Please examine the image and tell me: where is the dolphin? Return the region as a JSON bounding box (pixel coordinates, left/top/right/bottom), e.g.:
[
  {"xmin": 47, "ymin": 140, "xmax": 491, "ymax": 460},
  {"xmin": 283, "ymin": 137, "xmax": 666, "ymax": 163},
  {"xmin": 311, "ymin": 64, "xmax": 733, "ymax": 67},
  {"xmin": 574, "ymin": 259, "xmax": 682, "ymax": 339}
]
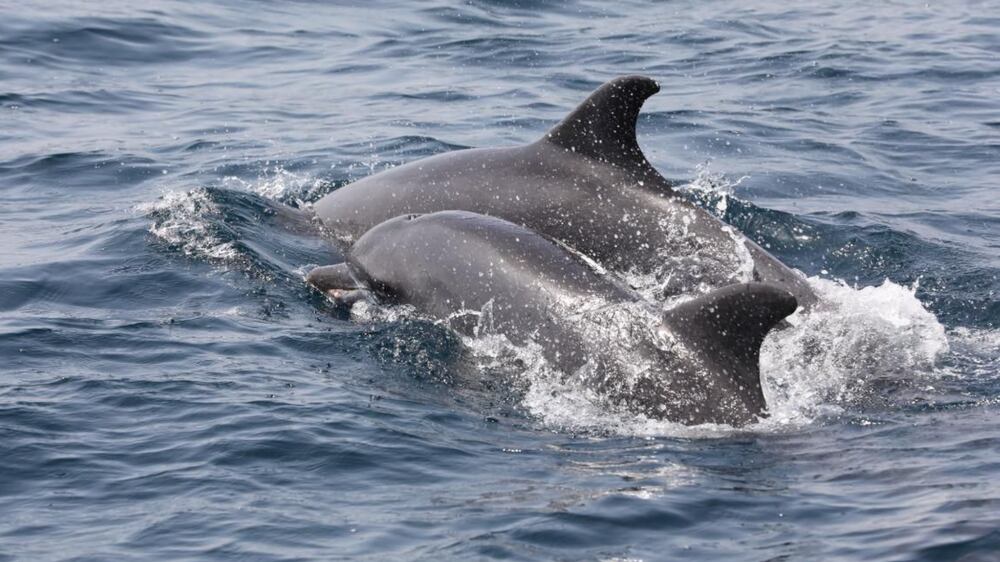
[
  {"xmin": 313, "ymin": 75, "xmax": 815, "ymax": 306},
  {"xmin": 307, "ymin": 211, "xmax": 797, "ymax": 426}
]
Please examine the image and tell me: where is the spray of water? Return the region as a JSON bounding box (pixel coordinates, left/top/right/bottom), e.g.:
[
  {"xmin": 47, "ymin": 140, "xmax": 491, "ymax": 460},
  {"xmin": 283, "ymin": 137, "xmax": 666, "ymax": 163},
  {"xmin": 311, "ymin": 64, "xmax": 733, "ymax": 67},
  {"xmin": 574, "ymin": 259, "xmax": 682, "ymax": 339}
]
[
  {"xmin": 140, "ymin": 188, "xmax": 239, "ymax": 261},
  {"xmin": 760, "ymin": 277, "xmax": 949, "ymax": 425},
  {"xmin": 142, "ymin": 168, "xmax": 324, "ymax": 262}
]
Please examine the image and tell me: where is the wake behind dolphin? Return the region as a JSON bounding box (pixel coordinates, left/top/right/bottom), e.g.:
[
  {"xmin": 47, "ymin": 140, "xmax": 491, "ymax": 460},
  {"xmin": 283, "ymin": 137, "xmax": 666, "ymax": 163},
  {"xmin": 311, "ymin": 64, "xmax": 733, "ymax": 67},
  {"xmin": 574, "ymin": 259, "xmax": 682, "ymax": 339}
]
[{"xmin": 308, "ymin": 211, "xmax": 797, "ymax": 426}]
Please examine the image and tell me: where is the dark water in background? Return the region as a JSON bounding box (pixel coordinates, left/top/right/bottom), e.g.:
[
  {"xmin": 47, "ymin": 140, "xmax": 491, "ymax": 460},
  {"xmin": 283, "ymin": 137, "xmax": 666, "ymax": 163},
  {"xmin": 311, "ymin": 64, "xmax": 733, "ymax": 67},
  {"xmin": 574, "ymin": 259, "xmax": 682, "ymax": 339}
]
[{"xmin": 2, "ymin": 0, "xmax": 999, "ymax": 559}]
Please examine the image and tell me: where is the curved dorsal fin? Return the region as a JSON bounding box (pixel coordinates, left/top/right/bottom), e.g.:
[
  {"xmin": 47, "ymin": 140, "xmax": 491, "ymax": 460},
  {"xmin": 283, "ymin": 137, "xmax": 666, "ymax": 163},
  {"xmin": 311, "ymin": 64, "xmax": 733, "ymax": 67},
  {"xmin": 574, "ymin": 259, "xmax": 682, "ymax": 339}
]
[
  {"xmin": 663, "ymin": 283, "xmax": 798, "ymax": 409},
  {"xmin": 543, "ymin": 75, "xmax": 660, "ymax": 169}
]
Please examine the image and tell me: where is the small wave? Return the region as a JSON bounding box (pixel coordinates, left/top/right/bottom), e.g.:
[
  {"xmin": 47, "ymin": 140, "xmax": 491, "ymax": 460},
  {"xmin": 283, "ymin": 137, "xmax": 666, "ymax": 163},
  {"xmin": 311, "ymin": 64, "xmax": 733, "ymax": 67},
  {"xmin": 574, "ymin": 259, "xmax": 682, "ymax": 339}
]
[
  {"xmin": 141, "ymin": 188, "xmax": 239, "ymax": 261},
  {"xmin": 0, "ymin": 17, "xmax": 208, "ymax": 72},
  {"xmin": 220, "ymin": 167, "xmax": 331, "ymax": 206},
  {"xmin": 141, "ymin": 167, "xmax": 332, "ymax": 269},
  {"xmin": 678, "ymin": 166, "xmax": 821, "ymax": 252},
  {"xmin": 939, "ymin": 326, "xmax": 1000, "ymax": 385}
]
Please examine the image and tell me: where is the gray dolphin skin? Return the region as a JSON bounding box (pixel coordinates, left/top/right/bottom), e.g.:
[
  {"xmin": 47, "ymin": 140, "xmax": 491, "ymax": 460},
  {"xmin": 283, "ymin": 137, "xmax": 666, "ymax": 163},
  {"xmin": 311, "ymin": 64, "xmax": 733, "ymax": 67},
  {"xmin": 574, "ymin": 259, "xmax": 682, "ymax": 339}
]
[
  {"xmin": 308, "ymin": 211, "xmax": 797, "ymax": 426},
  {"xmin": 313, "ymin": 75, "xmax": 815, "ymax": 306}
]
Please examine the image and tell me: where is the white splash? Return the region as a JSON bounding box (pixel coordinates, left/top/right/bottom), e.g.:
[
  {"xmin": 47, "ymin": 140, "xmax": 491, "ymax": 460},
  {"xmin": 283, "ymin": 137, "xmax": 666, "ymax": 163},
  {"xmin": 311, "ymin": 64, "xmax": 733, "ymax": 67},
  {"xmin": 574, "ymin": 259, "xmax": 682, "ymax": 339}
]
[
  {"xmin": 142, "ymin": 166, "xmax": 327, "ymax": 263},
  {"xmin": 679, "ymin": 164, "xmax": 750, "ymax": 219},
  {"xmin": 349, "ymin": 299, "xmax": 416, "ymax": 324},
  {"xmin": 221, "ymin": 166, "xmax": 328, "ymax": 205},
  {"xmin": 760, "ymin": 277, "xmax": 949, "ymax": 427},
  {"xmin": 140, "ymin": 188, "xmax": 238, "ymax": 261}
]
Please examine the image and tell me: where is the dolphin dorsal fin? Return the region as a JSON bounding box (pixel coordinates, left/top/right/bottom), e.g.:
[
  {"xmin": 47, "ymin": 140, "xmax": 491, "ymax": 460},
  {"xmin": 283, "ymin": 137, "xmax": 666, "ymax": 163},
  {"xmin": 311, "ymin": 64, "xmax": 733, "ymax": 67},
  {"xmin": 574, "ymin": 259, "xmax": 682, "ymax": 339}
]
[
  {"xmin": 663, "ymin": 283, "xmax": 798, "ymax": 388},
  {"xmin": 543, "ymin": 75, "xmax": 660, "ymax": 169}
]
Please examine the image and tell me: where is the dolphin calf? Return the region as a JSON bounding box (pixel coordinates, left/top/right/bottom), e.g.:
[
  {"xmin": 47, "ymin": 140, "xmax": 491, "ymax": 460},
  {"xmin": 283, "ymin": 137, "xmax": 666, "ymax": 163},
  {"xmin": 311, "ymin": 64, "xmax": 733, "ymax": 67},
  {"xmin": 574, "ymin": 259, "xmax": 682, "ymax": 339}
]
[
  {"xmin": 307, "ymin": 211, "xmax": 797, "ymax": 426},
  {"xmin": 313, "ymin": 75, "xmax": 815, "ymax": 306}
]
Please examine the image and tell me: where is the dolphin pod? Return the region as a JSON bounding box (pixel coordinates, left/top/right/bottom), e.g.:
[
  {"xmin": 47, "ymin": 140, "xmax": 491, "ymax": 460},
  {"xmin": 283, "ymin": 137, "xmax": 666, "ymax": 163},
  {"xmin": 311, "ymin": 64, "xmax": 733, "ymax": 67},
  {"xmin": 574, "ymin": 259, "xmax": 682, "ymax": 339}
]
[{"xmin": 308, "ymin": 76, "xmax": 814, "ymax": 426}]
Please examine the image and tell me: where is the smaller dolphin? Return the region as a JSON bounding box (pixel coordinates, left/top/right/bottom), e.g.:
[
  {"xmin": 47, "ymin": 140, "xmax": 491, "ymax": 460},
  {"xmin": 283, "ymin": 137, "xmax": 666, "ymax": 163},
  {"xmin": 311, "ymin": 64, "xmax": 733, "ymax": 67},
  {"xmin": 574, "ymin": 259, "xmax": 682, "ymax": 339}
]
[{"xmin": 307, "ymin": 211, "xmax": 797, "ymax": 426}]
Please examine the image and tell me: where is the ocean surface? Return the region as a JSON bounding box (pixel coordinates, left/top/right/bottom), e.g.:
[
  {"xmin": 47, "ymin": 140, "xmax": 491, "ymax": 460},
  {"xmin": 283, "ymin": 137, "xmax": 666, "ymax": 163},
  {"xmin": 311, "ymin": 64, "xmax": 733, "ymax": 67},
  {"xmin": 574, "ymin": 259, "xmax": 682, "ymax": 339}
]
[{"xmin": 2, "ymin": 1, "xmax": 999, "ymax": 560}]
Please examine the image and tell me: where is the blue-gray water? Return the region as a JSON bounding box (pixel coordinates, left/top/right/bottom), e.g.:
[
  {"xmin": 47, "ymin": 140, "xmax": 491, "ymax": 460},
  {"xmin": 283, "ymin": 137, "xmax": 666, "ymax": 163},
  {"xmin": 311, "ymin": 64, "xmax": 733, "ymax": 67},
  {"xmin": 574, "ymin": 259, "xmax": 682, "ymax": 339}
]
[{"xmin": 2, "ymin": 1, "xmax": 999, "ymax": 560}]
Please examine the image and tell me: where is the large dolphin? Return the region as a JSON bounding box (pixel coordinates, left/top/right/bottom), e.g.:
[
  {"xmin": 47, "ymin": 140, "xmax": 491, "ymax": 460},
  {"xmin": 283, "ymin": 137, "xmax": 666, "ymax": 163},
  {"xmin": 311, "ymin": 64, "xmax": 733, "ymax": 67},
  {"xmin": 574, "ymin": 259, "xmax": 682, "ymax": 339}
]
[
  {"xmin": 313, "ymin": 75, "xmax": 815, "ymax": 306},
  {"xmin": 307, "ymin": 211, "xmax": 797, "ymax": 426}
]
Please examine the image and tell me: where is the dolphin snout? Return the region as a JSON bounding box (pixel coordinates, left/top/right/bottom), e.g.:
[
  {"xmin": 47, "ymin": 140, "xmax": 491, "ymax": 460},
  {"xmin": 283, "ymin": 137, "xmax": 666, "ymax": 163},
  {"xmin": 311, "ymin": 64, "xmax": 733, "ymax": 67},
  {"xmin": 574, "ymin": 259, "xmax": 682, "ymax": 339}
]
[{"xmin": 306, "ymin": 263, "xmax": 370, "ymax": 306}]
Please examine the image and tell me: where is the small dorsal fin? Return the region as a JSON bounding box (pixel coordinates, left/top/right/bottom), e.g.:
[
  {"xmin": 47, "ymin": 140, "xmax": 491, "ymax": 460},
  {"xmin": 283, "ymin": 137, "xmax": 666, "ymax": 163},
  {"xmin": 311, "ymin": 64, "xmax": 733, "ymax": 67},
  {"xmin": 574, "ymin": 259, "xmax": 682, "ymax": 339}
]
[
  {"xmin": 663, "ymin": 283, "xmax": 798, "ymax": 393},
  {"xmin": 543, "ymin": 75, "xmax": 660, "ymax": 169}
]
